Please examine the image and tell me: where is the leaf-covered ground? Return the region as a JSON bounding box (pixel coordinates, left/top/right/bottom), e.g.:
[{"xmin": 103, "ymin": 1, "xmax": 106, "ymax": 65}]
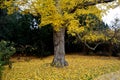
[
  {"xmin": 2, "ymin": 55, "xmax": 120, "ymax": 80},
  {"xmin": 95, "ymin": 70, "xmax": 120, "ymax": 80}
]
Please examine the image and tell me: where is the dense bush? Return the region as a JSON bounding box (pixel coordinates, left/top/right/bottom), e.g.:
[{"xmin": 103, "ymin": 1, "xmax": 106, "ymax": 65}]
[
  {"xmin": 0, "ymin": 40, "xmax": 16, "ymax": 65},
  {"xmin": 0, "ymin": 40, "xmax": 16, "ymax": 79}
]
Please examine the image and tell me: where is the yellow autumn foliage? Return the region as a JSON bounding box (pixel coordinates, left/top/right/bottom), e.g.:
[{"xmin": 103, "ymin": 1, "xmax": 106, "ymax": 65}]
[
  {"xmin": 1, "ymin": 0, "xmax": 116, "ymax": 43},
  {"xmin": 60, "ymin": 0, "xmax": 85, "ymax": 11},
  {"xmin": 2, "ymin": 55, "xmax": 120, "ymax": 80},
  {"xmin": 0, "ymin": 0, "xmax": 102, "ymax": 31},
  {"xmin": 75, "ymin": 6, "xmax": 101, "ymax": 18},
  {"xmin": 82, "ymin": 32, "xmax": 108, "ymax": 42},
  {"xmin": 67, "ymin": 19, "xmax": 85, "ymax": 36}
]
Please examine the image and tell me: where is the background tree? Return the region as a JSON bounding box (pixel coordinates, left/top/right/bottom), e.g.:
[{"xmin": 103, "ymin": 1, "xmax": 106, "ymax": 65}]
[
  {"xmin": 73, "ymin": 14, "xmax": 109, "ymax": 54},
  {"xmin": 0, "ymin": 0, "xmax": 116, "ymax": 67},
  {"xmin": 0, "ymin": 9, "xmax": 53, "ymax": 57},
  {"xmin": 104, "ymin": 18, "xmax": 120, "ymax": 56},
  {"xmin": 75, "ymin": 14, "xmax": 120, "ymax": 56}
]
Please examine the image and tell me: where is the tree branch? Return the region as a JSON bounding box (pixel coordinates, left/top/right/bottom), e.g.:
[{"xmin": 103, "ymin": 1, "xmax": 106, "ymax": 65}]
[
  {"xmin": 69, "ymin": 0, "xmax": 115, "ymax": 13},
  {"xmin": 84, "ymin": 40, "xmax": 102, "ymax": 50},
  {"xmin": 84, "ymin": 0, "xmax": 115, "ymax": 6},
  {"xmin": 76, "ymin": 33, "xmax": 102, "ymax": 50}
]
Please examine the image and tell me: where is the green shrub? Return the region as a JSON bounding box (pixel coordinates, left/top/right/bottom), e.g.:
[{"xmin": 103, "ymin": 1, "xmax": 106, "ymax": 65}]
[
  {"xmin": 0, "ymin": 40, "xmax": 16, "ymax": 79},
  {"xmin": 0, "ymin": 40, "xmax": 16, "ymax": 64}
]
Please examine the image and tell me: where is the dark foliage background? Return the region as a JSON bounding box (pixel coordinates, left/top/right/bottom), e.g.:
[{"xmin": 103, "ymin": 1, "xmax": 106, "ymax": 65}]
[{"xmin": 0, "ymin": 9, "xmax": 120, "ymax": 57}]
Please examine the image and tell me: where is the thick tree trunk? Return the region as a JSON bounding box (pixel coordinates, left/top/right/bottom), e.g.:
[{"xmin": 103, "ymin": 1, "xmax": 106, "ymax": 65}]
[{"xmin": 51, "ymin": 28, "xmax": 68, "ymax": 67}]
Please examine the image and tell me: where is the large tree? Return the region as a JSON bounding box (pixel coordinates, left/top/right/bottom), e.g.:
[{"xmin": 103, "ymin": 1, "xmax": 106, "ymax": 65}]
[{"xmin": 0, "ymin": 0, "xmax": 117, "ymax": 67}]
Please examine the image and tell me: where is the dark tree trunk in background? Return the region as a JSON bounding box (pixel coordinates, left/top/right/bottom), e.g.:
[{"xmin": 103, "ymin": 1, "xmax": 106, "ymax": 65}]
[
  {"xmin": 51, "ymin": 28, "xmax": 68, "ymax": 67},
  {"xmin": 108, "ymin": 42, "xmax": 113, "ymax": 56}
]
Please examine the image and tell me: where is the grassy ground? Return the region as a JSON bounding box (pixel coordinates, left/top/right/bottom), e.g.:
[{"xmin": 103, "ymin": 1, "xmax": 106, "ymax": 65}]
[{"xmin": 2, "ymin": 55, "xmax": 120, "ymax": 80}]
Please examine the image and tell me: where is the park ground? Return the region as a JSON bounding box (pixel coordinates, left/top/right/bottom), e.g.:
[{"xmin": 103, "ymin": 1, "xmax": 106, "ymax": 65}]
[{"xmin": 2, "ymin": 54, "xmax": 120, "ymax": 80}]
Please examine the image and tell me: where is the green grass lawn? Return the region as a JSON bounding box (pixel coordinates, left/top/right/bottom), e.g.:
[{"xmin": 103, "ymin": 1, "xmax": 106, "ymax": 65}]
[{"xmin": 2, "ymin": 55, "xmax": 120, "ymax": 80}]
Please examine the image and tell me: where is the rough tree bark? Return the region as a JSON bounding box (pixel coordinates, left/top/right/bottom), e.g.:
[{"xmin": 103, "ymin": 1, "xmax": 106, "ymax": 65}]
[
  {"xmin": 51, "ymin": 0, "xmax": 68, "ymax": 67},
  {"xmin": 51, "ymin": 28, "xmax": 68, "ymax": 67}
]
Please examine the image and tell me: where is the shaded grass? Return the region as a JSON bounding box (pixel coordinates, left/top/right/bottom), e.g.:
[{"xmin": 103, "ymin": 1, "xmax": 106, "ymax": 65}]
[{"xmin": 2, "ymin": 55, "xmax": 120, "ymax": 80}]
